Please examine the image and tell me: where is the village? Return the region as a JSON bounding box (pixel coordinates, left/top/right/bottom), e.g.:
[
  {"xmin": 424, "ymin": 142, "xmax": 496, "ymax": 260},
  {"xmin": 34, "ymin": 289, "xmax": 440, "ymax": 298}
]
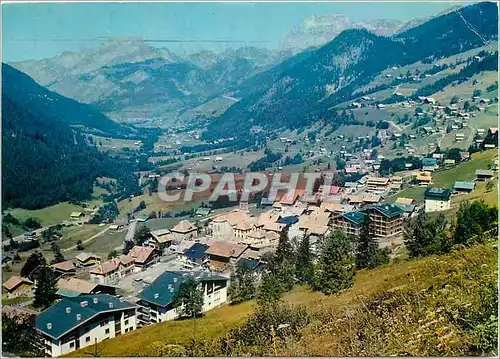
[{"xmin": 2, "ymin": 138, "xmax": 498, "ymax": 356}]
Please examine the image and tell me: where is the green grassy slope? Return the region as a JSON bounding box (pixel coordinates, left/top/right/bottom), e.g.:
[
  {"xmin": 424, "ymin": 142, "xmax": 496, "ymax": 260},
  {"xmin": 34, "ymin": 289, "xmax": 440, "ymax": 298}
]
[{"xmin": 67, "ymin": 242, "xmax": 497, "ymax": 357}]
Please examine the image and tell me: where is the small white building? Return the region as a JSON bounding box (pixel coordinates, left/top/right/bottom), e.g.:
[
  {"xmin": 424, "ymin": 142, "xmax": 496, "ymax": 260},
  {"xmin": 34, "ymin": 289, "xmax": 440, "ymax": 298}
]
[
  {"xmin": 424, "ymin": 187, "xmax": 451, "ymax": 213},
  {"xmin": 36, "ymin": 294, "xmax": 137, "ymax": 357}
]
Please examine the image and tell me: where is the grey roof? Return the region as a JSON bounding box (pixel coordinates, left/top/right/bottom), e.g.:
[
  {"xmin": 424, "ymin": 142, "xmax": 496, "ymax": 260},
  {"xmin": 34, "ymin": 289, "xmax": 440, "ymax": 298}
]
[
  {"xmin": 476, "ymin": 169, "xmax": 494, "ymax": 176},
  {"xmin": 453, "ymin": 181, "xmax": 475, "ymax": 191},
  {"xmin": 394, "ymin": 203, "xmax": 416, "ymax": 213},
  {"xmin": 369, "ymin": 204, "xmax": 404, "ymax": 219},
  {"xmin": 36, "ymin": 294, "xmax": 136, "ymax": 340},
  {"xmin": 195, "ymin": 207, "xmax": 211, "ymax": 215}
]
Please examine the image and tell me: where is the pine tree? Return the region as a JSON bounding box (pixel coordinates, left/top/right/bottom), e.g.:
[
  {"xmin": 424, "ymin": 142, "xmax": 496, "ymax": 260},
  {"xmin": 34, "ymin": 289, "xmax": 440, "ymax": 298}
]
[
  {"xmin": 172, "ymin": 278, "xmax": 204, "ymax": 318},
  {"xmin": 2, "ymin": 313, "xmax": 44, "ymax": 356},
  {"xmin": 228, "ymin": 263, "xmax": 256, "ymax": 304},
  {"xmin": 256, "ymin": 273, "xmax": 283, "ymax": 306},
  {"xmin": 277, "ymin": 258, "xmax": 296, "ymax": 291},
  {"xmin": 355, "ymin": 216, "xmax": 378, "ymax": 269},
  {"xmin": 405, "ymin": 211, "xmax": 449, "ymax": 257},
  {"xmin": 453, "ymin": 201, "xmax": 496, "ymax": 245},
  {"xmin": 50, "ymin": 242, "xmax": 65, "ymax": 264},
  {"xmin": 133, "ymin": 225, "xmax": 151, "ymax": 246},
  {"xmin": 20, "ymin": 252, "xmax": 46, "ymax": 279},
  {"xmin": 123, "ymin": 240, "xmax": 134, "ymax": 255},
  {"xmin": 33, "ymin": 266, "xmax": 57, "ymax": 309},
  {"xmin": 274, "ymin": 230, "xmax": 296, "ymax": 290},
  {"xmin": 312, "ymin": 230, "xmax": 356, "ymax": 295},
  {"xmin": 275, "ymin": 230, "xmax": 294, "ymax": 265},
  {"xmin": 76, "ymin": 240, "xmax": 84, "ymax": 250},
  {"xmin": 295, "ymin": 235, "xmax": 313, "ymax": 284},
  {"xmin": 108, "ymin": 249, "xmax": 118, "ymax": 259}
]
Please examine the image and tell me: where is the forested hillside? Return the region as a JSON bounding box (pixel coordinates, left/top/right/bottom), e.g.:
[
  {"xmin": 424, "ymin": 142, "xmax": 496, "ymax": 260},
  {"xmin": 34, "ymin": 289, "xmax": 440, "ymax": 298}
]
[
  {"xmin": 2, "ymin": 64, "xmax": 140, "ymax": 209},
  {"xmin": 2, "ymin": 64, "xmax": 131, "ymax": 137}
]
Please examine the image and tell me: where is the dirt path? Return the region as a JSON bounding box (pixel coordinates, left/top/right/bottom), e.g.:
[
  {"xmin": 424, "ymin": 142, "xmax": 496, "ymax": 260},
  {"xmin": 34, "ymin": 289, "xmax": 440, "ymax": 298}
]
[
  {"xmin": 388, "ymin": 120, "xmax": 404, "ymax": 132},
  {"xmin": 62, "ymin": 227, "xmax": 109, "ymax": 252}
]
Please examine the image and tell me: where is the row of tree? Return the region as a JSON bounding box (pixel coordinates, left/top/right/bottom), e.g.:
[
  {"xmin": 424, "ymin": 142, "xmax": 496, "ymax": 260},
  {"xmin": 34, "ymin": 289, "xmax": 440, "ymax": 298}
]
[
  {"xmin": 230, "ymin": 218, "xmax": 390, "ymax": 305},
  {"xmin": 405, "ymin": 200, "xmax": 498, "ymax": 258}
]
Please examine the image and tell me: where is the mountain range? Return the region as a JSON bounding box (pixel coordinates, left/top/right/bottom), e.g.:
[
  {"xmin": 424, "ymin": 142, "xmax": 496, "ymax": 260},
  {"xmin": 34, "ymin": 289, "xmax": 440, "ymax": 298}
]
[
  {"xmin": 280, "ymin": 5, "xmax": 464, "ymax": 50},
  {"xmin": 2, "ymin": 1, "xmax": 498, "ymax": 210},
  {"xmin": 203, "ymin": 2, "xmax": 498, "ymax": 140},
  {"xmin": 8, "ymin": 4, "xmax": 470, "ymax": 124},
  {"xmin": 11, "ymin": 41, "xmax": 293, "ymax": 122}
]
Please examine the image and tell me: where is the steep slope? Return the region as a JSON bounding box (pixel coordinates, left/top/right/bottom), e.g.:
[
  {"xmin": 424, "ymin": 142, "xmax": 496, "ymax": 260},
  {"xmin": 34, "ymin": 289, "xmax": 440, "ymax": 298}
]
[
  {"xmin": 1, "ymin": 64, "xmax": 138, "ymax": 209},
  {"xmin": 2, "ymin": 64, "xmax": 130, "ymax": 137},
  {"xmin": 203, "ymin": 2, "xmax": 498, "ymax": 140}
]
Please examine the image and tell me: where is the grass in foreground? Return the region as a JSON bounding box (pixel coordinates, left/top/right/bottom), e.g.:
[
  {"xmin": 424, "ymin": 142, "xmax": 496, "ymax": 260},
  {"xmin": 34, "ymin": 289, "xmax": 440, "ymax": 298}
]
[{"xmin": 67, "ymin": 242, "xmax": 497, "ymax": 357}]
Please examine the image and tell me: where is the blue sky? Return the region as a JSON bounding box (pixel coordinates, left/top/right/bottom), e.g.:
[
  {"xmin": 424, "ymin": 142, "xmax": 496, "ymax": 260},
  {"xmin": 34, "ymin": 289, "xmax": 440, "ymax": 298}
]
[{"xmin": 2, "ymin": 2, "xmax": 465, "ymax": 62}]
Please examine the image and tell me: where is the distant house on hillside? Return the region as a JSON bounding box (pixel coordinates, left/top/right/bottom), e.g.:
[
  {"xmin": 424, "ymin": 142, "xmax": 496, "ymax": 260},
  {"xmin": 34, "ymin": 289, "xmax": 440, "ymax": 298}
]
[
  {"xmin": 75, "ymin": 252, "xmax": 101, "ymax": 267},
  {"xmin": 476, "ymin": 169, "xmax": 494, "ymax": 181},
  {"xmin": 453, "ymin": 181, "xmax": 475, "ymax": 194},
  {"xmin": 147, "ymin": 229, "xmax": 175, "ymax": 251},
  {"xmin": 422, "ymin": 158, "xmax": 438, "ymax": 172},
  {"xmin": 70, "ymin": 212, "xmax": 84, "ymax": 219},
  {"xmin": 416, "ymin": 172, "xmax": 432, "ymax": 187},
  {"xmin": 195, "ymin": 207, "xmax": 212, "ymax": 217},
  {"xmin": 2, "ymin": 276, "xmax": 34, "ymax": 298},
  {"xmin": 460, "ymin": 152, "xmax": 471, "ymax": 162},
  {"xmin": 50, "ymin": 260, "xmax": 77, "ymax": 277}
]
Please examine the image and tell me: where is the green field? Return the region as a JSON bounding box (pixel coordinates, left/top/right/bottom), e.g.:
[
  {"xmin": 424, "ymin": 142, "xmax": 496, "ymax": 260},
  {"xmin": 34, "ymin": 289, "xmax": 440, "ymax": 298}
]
[
  {"xmin": 7, "ymin": 202, "xmax": 89, "ymax": 227},
  {"xmin": 82, "ymin": 229, "xmax": 125, "ymax": 257},
  {"xmin": 390, "ymin": 149, "xmax": 498, "ymax": 203},
  {"xmin": 91, "ymin": 135, "xmax": 142, "ymax": 153},
  {"xmin": 58, "ymin": 224, "xmax": 105, "ymax": 250},
  {"xmin": 1, "ymin": 295, "xmax": 33, "ymax": 305}
]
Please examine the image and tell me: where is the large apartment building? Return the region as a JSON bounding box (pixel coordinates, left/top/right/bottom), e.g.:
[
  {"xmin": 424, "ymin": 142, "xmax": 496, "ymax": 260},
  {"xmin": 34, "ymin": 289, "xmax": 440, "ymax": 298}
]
[
  {"xmin": 332, "ymin": 211, "xmax": 366, "ymax": 237},
  {"xmin": 366, "ymin": 204, "xmax": 404, "ymax": 241},
  {"xmin": 136, "ymin": 271, "xmax": 228, "ymax": 326},
  {"xmin": 35, "ymin": 294, "xmax": 137, "ymax": 357},
  {"xmin": 366, "ymin": 177, "xmax": 390, "ymax": 194}
]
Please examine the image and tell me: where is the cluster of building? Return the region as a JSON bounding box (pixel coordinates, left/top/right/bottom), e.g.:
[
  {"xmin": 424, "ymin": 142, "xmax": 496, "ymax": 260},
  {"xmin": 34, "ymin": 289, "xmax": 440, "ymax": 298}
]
[{"xmin": 423, "ymin": 168, "xmax": 496, "ymax": 213}]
